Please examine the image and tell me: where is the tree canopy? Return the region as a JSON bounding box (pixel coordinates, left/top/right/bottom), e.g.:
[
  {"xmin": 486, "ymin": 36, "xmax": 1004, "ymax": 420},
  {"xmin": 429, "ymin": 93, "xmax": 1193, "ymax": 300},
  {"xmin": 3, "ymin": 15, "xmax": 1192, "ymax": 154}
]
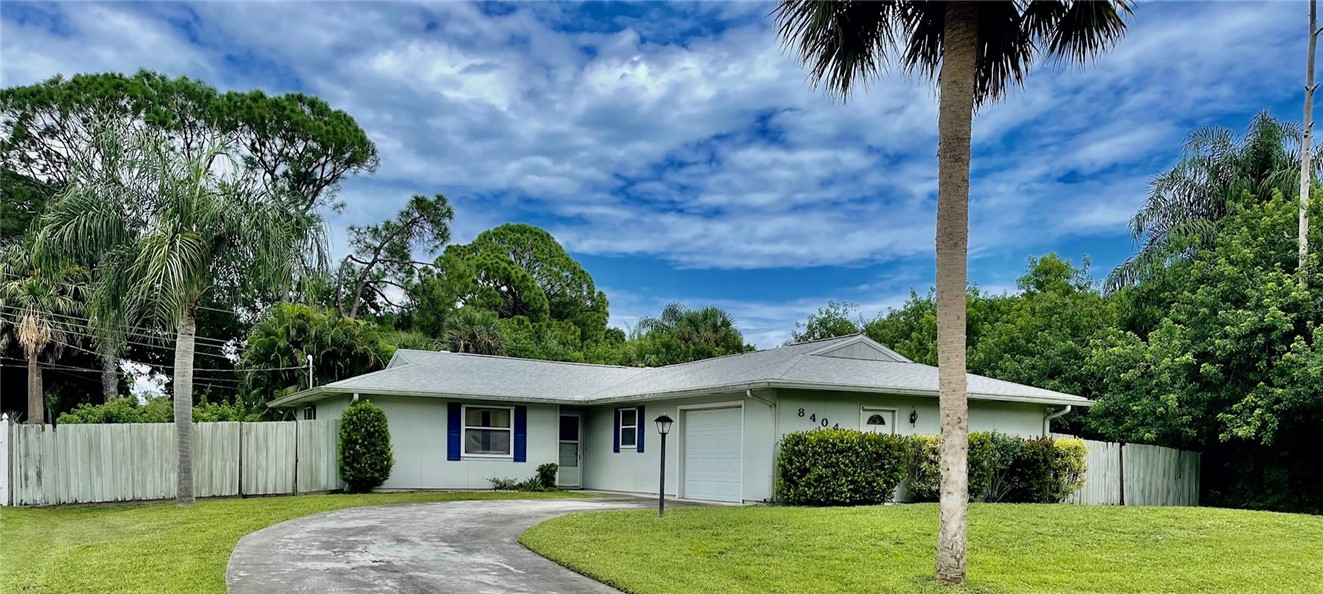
[{"xmin": 0, "ymin": 70, "xmax": 378, "ymax": 214}]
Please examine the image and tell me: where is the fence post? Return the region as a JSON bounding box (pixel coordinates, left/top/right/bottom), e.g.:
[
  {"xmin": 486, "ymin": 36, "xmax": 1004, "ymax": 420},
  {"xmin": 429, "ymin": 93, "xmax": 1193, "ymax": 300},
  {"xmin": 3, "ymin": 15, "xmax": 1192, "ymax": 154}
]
[
  {"xmin": 237, "ymin": 421, "xmax": 244, "ymax": 497},
  {"xmin": 1118, "ymin": 442, "xmax": 1126, "ymax": 506},
  {"xmin": 0, "ymin": 413, "xmax": 9, "ymax": 506},
  {"xmin": 293, "ymin": 420, "xmax": 300, "ymax": 495}
]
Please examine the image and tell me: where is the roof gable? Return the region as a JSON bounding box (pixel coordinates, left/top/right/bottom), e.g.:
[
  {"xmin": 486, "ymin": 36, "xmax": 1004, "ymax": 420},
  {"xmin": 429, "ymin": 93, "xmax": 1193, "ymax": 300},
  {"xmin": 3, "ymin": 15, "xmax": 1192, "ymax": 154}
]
[{"xmin": 807, "ymin": 335, "xmax": 911, "ymax": 363}]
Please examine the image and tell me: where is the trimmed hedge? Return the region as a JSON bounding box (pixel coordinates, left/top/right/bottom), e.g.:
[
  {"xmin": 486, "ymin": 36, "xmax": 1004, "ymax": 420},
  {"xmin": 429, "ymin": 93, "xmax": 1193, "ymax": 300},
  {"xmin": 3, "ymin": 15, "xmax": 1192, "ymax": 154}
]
[
  {"xmin": 776, "ymin": 429, "xmax": 908, "ymax": 506},
  {"xmin": 338, "ymin": 401, "xmax": 395, "ymax": 493},
  {"xmin": 778, "ymin": 429, "xmax": 1087, "ymax": 506}
]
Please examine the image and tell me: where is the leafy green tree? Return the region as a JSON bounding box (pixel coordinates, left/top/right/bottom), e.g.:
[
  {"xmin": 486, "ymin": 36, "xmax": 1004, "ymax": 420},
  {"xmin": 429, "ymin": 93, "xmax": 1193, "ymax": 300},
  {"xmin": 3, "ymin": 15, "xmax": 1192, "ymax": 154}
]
[
  {"xmin": 772, "ymin": 2, "xmax": 1131, "ymax": 579},
  {"xmin": 37, "ymin": 124, "xmax": 326, "ymax": 504},
  {"xmin": 337, "ymin": 193, "xmax": 454, "ymax": 318},
  {"xmin": 1111, "ymin": 112, "xmax": 1309, "ymax": 290},
  {"xmin": 238, "ymin": 303, "xmax": 392, "ymax": 410},
  {"xmin": 968, "ymin": 255, "xmax": 1116, "ymax": 399},
  {"xmin": 1, "ymin": 70, "xmax": 378, "ymax": 212},
  {"xmin": 1, "ymin": 70, "xmax": 378, "ymax": 398},
  {"xmin": 862, "ymin": 286, "xmax": 1011, "ymax": 367},
  {"xmin": 424, "ymin": 224, "xmax": 608, "ymax": 342},
  {"xmin": 1087, "ymin": 191, "xmax": 1323, "ymax": 512},
  {"xmin": 0, "ymin": 240, "xmax": 86, "ymax": 423},
  {"xmin": 790, "ymin": 301, "xmax": 862, "ymax": 343},
  {"xmin": 0, "ymin": 168, "xmax": 54, "ymax": 240}
]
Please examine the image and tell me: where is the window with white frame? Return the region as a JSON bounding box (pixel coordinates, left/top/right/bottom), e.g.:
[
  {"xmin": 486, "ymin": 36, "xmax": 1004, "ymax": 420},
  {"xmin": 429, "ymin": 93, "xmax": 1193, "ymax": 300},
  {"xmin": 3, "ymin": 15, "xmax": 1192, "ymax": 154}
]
[
  {"xmin": 463, "ymin": 405, "xmax": 513, "ymax": 456},
  {"xmin": 619, "ymin": 407, "xmax": 638, "ymax": 448}
]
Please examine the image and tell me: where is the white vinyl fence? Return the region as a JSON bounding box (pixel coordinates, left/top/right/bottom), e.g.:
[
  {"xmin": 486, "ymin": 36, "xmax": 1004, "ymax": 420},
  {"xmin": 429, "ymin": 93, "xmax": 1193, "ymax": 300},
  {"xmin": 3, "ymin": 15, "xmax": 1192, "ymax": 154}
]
[
  {"xmin": 1056, "ymin": 434, "xmax": 1200, "ymax": 506},
  {"xmin": 0, "ymin": 416, "xmax": 341, "ymax": 506}
]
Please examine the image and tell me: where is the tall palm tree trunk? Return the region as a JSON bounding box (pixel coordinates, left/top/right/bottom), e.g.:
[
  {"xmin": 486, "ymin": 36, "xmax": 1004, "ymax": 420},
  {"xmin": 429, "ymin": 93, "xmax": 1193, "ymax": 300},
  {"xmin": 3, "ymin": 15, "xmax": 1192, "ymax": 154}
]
[
  {"xmin": 26, "ymin": 350, "xmax": 43, "ymax": 425},
  {"xmin": 173, "ymin": 312, "xmax": 196, "ymax": 504},
  {"xmin": 100, "ymin": 346, "xmax": 118, "ymax": 403},
  {"xmin": 1301, "ymin": 0, "xmax": 1318, "ymax": 287},
  {"xmin": 935, "ymin": 2, "xmax": 977, "ymax": 585}
]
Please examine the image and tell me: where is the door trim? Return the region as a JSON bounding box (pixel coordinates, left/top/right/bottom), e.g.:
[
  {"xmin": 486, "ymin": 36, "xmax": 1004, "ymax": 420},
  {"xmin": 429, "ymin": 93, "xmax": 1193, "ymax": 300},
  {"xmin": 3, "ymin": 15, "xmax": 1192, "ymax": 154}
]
[
  {"xmin": 677, "ymin": 401, "xmax": 744, "ymax": 502},
  {"xmin": 557, "ymin": 412, "xmax": 582, "ymax": 488}
]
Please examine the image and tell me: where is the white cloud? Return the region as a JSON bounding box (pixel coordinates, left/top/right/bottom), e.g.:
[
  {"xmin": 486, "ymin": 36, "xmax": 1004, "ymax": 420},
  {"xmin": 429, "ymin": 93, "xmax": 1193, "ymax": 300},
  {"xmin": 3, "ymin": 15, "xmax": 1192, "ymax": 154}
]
[{"xmin": 2, "ymin": 0, "xmax": 1309, "ymax": 345}]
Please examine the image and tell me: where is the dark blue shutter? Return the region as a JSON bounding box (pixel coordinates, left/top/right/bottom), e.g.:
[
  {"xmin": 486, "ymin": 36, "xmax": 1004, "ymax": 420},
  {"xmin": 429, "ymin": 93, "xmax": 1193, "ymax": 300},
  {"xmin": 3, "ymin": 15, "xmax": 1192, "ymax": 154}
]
[
  {"xmin": 513, "ymin": 406, "xmax": 527, "ymax": 462},
  {"xmin": 613, "ymin": 408, "xmax": 621, "ymax": 453},
  {"xmin": 636, "ymin": 405, "xmax": 645, "ymax": 453},
  {"xmin": 447, "ymin": 403, "xmax": 461, "ymax": 461}
]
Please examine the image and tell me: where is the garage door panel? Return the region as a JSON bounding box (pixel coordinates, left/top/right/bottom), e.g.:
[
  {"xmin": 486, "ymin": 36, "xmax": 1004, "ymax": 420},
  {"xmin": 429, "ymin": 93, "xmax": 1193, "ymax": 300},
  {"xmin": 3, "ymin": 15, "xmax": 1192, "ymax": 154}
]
[{"xmin": 683, "ymin": 407, "xmax": 742, "ymax": 502}]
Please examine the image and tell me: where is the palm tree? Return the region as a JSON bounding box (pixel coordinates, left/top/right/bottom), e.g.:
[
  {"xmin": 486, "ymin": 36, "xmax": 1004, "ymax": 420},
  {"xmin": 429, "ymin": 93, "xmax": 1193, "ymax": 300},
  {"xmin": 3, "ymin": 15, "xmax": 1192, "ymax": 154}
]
[
  {"xmin": 37, "ymin": 124, "xmax": 326, "ymax": 504},
  {"xmin": 1110, "ymin": 112, "xmax": 1307, "ymax": 290},
  {"xmin": 773, "ymin": 1, "xmax": 1130, "ymax": 583},
  {"xmin": 0, "ymin": 240, "xmax": 85, "ymax": 424},
  {"xmin": 443, "ymin": 307, "xmax": 506, "ymax": 355}
]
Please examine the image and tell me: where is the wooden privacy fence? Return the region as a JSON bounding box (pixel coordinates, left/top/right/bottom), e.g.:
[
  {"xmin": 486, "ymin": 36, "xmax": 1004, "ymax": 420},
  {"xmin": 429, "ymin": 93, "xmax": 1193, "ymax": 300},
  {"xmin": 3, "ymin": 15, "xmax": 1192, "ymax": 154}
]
[
  {"xmin": 0, "ymin": 417, "xmax": 341, "ymax": 506},
  {"xmin": 1055, "ymin": 434, "xmax": 1200, "ymax": 506}
]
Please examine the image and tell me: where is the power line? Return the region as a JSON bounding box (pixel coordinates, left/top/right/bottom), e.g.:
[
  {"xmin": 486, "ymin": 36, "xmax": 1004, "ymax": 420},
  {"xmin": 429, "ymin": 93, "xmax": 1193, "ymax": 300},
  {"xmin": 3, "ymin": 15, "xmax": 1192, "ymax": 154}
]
[
  {"xmin": 0, "ymin": 316, "xmax": 240, "ymax": 362},
  {"xmin": 0, "ymin": 307, "xmax": 239, "ymax": 348},
  {"xmin": 0, "ymin": 271, "xmax": 273, "ymax": 317}
]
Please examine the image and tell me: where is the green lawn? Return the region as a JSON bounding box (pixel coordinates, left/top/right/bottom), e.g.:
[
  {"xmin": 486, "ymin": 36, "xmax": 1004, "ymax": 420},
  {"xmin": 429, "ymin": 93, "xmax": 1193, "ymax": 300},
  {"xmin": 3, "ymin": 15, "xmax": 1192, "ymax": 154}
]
[
  {"xmin": 0, "ymin": 491, "xmax": 586, "ymax": 593},
  {"xmin": 521, "ymin": 503, "xmax": 1323, "ymax": 594}
]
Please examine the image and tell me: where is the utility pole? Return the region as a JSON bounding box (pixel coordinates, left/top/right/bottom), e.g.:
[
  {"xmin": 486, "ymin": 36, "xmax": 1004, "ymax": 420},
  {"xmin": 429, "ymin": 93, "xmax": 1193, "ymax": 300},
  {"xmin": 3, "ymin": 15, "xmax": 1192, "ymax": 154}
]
[
  {"xmin": 1301, "ymin": 0, "xmax": 1319, "ymax": 287},
  {"xmin": 307, "ymin": 354, "xmax": 314, "ymax": 390}
]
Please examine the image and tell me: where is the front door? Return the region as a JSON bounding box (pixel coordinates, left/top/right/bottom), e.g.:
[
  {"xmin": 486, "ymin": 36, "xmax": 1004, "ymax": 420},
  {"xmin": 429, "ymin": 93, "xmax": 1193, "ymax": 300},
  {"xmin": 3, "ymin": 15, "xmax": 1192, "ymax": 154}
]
[{"xmin": 558, "ymin": 414, "xmax": 581, "ymax": 488}]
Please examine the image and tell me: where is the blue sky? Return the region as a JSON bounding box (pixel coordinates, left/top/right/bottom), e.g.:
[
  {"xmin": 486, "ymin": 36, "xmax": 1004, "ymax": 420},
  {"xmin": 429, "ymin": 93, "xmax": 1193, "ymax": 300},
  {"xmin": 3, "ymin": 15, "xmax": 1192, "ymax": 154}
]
[{"xmin": 0, "ymin": 1, "xmax": 1309, "ymax": 347}]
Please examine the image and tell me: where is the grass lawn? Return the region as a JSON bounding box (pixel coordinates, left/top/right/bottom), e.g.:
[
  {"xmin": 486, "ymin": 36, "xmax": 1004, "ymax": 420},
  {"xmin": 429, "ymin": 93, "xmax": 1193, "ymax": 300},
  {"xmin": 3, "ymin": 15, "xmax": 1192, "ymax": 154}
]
[
  {"xmin": 521, "ymin": 503, "xmax": 1323, "ymax": 594},
  {"xmin": 0, "ymin": 490, "xmax": 586, "ymax": 593}
]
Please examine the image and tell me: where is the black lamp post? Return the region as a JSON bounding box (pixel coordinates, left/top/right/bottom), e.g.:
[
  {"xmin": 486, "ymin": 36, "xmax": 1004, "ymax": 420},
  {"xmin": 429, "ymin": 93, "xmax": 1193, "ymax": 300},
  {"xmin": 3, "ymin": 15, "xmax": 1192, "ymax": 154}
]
[{"xmin": 655, "ymin": 414, "xmax": 673, "ymax": 517}]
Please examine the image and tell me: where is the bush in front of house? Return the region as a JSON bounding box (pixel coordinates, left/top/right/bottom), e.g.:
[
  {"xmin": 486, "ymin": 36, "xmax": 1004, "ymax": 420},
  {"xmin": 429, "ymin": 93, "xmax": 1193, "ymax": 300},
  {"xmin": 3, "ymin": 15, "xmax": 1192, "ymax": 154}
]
[
  {"xmin": 996, "ymin": 436, "xmax": 1087, "ymax": 503},
  {"xmin": 338, "ymin": 401, "xmax": 395, "ymax": 493},
  {"xmin": 903, "ymin": 432, "xmax": 1088, "ymax": 504},
  {"xmin": 536, "ymin": 463, "xmax": 559, "ymax": 489},
  {"xmin": 489, "ymin": 464, "xmax": 561, "ymax": 492},
  {"xmin": 905, "ymin": 432, "xmax": 1015, "ymax": 502},
  {"xmin": 776, "ymin": 428, "xmax": 908, "ymax": 506}
]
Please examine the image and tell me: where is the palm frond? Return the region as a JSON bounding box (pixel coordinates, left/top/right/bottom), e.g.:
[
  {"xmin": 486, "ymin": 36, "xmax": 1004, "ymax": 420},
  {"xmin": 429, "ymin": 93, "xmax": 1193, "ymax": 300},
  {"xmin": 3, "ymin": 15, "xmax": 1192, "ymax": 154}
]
[{"xmin": 772, "ymin": 0, "xmax": 904, "ymax": 100}]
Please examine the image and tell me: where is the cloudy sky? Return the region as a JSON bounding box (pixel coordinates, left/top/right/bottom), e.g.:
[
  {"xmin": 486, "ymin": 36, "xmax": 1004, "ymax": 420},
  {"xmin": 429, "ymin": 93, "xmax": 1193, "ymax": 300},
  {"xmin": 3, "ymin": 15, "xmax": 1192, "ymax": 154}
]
[{"xmin": 1, "ymin": 1, "xmax": 1309, "ymax": 347}]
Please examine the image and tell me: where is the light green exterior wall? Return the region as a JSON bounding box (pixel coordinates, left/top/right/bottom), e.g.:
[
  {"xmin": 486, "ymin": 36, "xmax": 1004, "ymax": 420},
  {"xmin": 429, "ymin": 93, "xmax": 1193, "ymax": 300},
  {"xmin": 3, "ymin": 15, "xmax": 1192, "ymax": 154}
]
[
  {"xmin": 298, "ymin": 387, "xmax": 1051, "ymax": 501},
  {"xmin": 338, "ymin": 394, "xmax": 559, "ymax": 490},
  {"xmin": 773, "ymin": 389, "xmax": 1047, "ymax": 441},
  {"xmin": 581, "ymin": 392, "xmax": 773, "ymax": 499}
]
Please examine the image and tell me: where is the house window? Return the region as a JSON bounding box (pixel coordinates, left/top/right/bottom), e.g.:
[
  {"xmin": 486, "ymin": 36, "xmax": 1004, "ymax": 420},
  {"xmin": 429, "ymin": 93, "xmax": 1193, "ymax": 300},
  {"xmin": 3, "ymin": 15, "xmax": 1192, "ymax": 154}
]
[
  {"xmin": 303, "ymin": 405, "xmax": 317, "ymax": 420},
  {"xmin": 619, "ymin": 408, "xmax": 638, "ymax": 449},
  {"xmin": 463, "ymin": 406, "xmax": 513, "ymax": 457}
]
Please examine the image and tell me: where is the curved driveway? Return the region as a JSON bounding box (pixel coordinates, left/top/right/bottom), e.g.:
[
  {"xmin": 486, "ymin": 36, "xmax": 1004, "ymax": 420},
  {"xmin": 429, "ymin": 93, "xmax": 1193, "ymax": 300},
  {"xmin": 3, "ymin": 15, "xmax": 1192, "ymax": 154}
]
[{"xmin": 226, "ymin": 498, "xmax": 645, "ymax": 594}]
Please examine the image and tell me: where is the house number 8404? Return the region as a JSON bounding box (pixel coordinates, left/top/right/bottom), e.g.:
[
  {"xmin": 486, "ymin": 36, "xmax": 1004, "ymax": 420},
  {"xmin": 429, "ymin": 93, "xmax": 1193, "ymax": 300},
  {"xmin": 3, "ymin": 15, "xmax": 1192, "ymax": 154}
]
[{"xmin": 797, "ymin": 408, "xmax": 838, "ymax": 428}]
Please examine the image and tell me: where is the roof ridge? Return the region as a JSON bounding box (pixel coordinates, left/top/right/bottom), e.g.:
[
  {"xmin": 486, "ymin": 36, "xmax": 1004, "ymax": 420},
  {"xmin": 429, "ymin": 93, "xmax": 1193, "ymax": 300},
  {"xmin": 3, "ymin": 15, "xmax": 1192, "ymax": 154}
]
[
  {"xmin": 394, "ymin": 349, "xmax": 638, "ymax": 370},
  {"xmin": 771, "ymin": 353, "xmax": 809, "ymax": 380},
  {"xmin": 780, "ymin": 334, "xmax": 863, "ymax": 348}
]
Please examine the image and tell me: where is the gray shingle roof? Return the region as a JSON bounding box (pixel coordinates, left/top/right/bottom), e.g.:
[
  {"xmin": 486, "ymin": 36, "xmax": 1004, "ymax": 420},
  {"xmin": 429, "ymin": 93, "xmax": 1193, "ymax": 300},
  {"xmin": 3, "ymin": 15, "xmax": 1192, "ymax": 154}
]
[{"xmin": 270, "ymin": 335, "xmax": 1091, "ymax": 408}]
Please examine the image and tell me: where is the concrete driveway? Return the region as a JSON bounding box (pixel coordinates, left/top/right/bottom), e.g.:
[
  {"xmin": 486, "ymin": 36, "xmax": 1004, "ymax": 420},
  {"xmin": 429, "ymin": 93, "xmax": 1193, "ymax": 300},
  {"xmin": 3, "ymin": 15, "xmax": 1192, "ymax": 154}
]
[{"xmin": 226, "ymin": 497, "xmax": 648, "ymax": 594}]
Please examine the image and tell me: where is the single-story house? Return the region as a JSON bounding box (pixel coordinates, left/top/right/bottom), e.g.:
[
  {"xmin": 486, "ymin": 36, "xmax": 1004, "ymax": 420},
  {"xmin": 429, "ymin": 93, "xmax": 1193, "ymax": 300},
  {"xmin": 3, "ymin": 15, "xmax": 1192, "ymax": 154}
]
[{"xmin": 269, "ymin": 334, "xmax": 1090, "ymax": 503}]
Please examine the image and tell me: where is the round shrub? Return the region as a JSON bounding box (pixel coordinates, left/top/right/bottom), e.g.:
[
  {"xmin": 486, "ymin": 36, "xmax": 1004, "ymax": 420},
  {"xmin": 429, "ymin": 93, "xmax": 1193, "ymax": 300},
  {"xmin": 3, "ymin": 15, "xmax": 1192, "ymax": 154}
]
[
  {"xmin": 776, "ymin": 429, "xmax": 907, "ymax": 506},
  {"xmin": 536, "ymin": 463, "xmax": 559, "ymax": 490},
  {"xmin": 338, "ymin": 401, "xmax": 395, "ymax": 493},
  {"xmin": 905, "ymin": 432, "xmax": 1002, "ymax": 502}
]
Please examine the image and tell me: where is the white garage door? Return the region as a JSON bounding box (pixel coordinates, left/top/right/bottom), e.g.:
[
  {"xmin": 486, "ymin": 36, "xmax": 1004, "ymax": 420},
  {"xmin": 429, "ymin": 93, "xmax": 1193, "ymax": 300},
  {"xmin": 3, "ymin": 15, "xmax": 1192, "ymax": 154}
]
[{"xmin": 682, "ymin": 407, "xmax": 743, "ymax": 502}]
